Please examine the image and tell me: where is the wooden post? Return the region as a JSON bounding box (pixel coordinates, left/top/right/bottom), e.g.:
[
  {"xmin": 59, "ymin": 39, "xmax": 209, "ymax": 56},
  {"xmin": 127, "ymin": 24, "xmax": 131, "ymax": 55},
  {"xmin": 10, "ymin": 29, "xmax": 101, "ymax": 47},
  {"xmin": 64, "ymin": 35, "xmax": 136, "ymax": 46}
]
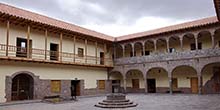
[
  {"xmin": 142, "ymin": 42, "xmax": 145, "ymax": 56},
  {"xmin": 104, "ymin": 43, "xmax": 107, "ymax": 65},
  {"xmin": 85, "ymin": 39, "xmax": 87, "ymax": 63},
  {"xmin": 6, "ymin": 20, "xmax": 10, "ymax": 56},
  {"xmin": 195, "ymin": 36, "xmax": 198, "ymax": 50},
  {"xmin": 166, "ymin": 39, "xmax": 170, "ymax": 53},
  {"xmin": 180, "ymin": 37, "xmax": 183, "ymax": 51},
  {"xmin": 60, "ymin": 33, "xmax": 63, "ymax": 61},
  {"xmin": 45, "ymin": 29, "xmax": 47, "ymax": 60},
  {"xmin": 27, "ymin": 25, "xmax": 30, "ymax": 58},
  {"xmin": 95, "ymin": 41, "xmax": 98, "ymax": 64},
  {"xmin": 73, "ymin": 36, "xmax": 76, "ymax": 63},
  {"xmin": 154, "ymin": 40, "xmax": 157, "ymax": 53}
]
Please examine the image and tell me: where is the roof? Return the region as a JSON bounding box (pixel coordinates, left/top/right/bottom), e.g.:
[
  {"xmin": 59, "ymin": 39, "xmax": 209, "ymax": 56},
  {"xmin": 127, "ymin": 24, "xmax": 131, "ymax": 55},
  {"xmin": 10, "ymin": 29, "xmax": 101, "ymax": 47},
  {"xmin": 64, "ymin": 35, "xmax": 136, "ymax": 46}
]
[
  {"xmin": 0, "ymin": 3, "xmax": 115, "ymax": 41},
  {"xmin": 117, "ymin": 16, "xmax": 219, "ymax": 41},
  {"xmin": 214, "ymin": 0, "xmax": 220, "ymax": 20}
]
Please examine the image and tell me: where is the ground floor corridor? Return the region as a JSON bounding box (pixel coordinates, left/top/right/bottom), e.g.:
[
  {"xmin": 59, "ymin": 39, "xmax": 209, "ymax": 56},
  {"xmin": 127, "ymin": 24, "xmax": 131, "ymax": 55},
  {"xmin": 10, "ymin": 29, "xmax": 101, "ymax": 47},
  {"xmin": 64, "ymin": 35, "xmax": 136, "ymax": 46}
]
[{"xmin": 1, "ymin": 94, "xmax": 220, "ymax": 110}]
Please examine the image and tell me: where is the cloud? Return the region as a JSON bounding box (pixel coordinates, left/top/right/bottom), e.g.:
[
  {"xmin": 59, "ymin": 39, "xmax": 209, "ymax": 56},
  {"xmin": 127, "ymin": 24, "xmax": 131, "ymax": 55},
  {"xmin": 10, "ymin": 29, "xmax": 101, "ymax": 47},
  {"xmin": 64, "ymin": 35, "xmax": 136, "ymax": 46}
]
[{"xmin": 0, "ymin": 0, "xmax": 216, "ymax": 36}]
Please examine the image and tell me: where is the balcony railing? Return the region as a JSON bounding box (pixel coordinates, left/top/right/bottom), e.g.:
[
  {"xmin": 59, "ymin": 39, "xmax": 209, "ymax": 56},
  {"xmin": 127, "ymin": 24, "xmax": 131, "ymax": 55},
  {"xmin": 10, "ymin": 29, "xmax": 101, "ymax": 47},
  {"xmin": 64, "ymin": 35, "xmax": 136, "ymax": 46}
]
[
  {"xmin": 0, "ymin": 44, "xmax": 113, "ymax": 67},
  {"xmin": 114, "ymin": 48, "xmax": 220, "ymax": 65}
]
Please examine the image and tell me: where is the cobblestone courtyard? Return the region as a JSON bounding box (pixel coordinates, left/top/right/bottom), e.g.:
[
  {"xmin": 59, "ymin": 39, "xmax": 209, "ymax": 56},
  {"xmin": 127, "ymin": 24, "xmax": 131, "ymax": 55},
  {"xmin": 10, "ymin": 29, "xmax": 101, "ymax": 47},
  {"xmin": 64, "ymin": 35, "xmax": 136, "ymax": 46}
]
[{"xmin": 1, "ymin": 94, "xmax": 220, "ymax": 110}]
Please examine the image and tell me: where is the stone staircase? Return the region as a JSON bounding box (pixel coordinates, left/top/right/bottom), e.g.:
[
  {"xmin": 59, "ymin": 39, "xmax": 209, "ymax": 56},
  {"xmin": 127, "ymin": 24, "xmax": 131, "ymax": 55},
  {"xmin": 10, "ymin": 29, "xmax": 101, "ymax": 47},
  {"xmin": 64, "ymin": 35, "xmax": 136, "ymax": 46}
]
[{"xmin": 95, "ymin": 93, "xmax": 137, "ymax": 108}]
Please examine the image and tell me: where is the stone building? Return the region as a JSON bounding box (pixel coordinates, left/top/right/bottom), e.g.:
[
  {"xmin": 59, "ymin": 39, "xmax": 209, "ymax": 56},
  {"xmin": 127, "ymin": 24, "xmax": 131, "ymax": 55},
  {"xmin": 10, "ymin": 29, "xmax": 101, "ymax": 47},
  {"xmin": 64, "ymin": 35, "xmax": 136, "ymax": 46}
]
[{"xmin": 0, "ymin": 2, "xmax": 220, "ymax": 103}]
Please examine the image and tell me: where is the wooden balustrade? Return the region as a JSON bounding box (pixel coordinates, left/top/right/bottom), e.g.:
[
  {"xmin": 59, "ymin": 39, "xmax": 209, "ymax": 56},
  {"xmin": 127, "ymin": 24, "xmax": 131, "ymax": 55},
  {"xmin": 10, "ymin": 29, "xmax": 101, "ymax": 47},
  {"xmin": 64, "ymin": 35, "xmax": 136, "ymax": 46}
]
[{"xmin": 0, "ymin": 44, "xmax": 113, "ymax": 67}]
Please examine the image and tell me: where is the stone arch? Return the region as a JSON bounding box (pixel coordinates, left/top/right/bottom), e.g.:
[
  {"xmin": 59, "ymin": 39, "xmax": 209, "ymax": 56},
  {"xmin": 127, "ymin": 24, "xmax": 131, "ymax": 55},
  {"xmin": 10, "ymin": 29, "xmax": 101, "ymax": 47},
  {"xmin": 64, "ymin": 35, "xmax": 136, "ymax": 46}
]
[
  {"xmin": 171, "ymin": 65, "xmax": 198, "ymax": 93},
  {"xmin": 201, "ymin": 62, "xmax": 220, "ymax": 94},
  {"xmin": 182, "ymin": 33, "xmax": 195, "ymax": 51},
  {"xmin": 5, "ymin": 71, "xmax": 39, "ymax": 102},
  {"xmin": 115, "ymin": 44, "xmax": 123, "ymax": 58},
  {"xmin": 214, "ymin": 28, "xmax": 220, "ymax": 48},
  {"xmin": 109, "ymin": 71, "xmax": 124, "ymax": 93},
  {"xmin": 169, "ymin": 35, "xmax": 181, "ymax": 52},
  {"xmin": 146, "ymin": 67, "xmax": 169, "ymax": 93},
  {"xmin": 125, "ymin": 69, "xmax": 145, "ymax": 93},
  {"xmin": 134, "ymin": 42, "xmax": 143, "ymax": 57},
  {"xmin": 124, "ymin": 43, "xmax": 132, "ymax": 57},
  {"xmin": 156, "ymin": 38, "xmax": 167, "ymax": 53},
  {"xmin": 144, "ymin": 40, "xmax": 154, "ymax": 55},
  {"xmin": 197, "ymin": 30, "xmax": 212, "ymax": 49}
]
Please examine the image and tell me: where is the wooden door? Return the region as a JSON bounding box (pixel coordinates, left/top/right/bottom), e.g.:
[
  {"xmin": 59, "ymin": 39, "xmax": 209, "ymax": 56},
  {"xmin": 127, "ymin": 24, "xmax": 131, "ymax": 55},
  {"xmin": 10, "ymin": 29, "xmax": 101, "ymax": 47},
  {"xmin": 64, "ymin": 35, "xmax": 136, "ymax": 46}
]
[
  {"xmin": 172, "ymin": 78, "xmax": 178, "ymax": 91},
  {"xmin": 76, "ymin": 82, "xmax": 80, "ymax": 96},
  {"xmin": 132, "ymin": 79, "xmax": 139, "ymax": 89},
  {"xmin": 191, "ymin": 77, "xmax": 198, "ymax": 93}
]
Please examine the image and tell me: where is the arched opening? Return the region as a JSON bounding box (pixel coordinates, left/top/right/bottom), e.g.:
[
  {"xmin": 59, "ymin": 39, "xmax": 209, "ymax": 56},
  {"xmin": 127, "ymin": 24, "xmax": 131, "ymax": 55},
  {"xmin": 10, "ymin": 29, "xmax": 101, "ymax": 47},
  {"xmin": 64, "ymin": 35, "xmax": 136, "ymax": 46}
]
[
  {"xmin": 147, "ymin": 67, "xmax": 168, "ymax": 93},
  {"xmin": 134, "ymin": 42, "xmax": 143, "ymax": 57},
  {"xmin": 183, "ymin": 33, "xmax": 195, "ymax": 51},
  {"xmin": 126, "ymin": 69, "xmax": 144, "ymax": 93},
  {"xmin": 144, "ymin": 40, "xmax": 154, "ymax": 55},
  {"xmin": 214, "ymin": 28, "xmax": 220, "ymax": 48},
  {"xmin": 11, "ymin": 73, "xmax": 34, "ymax": 101},
  {"xmin": 115, "ymin": 44, "xmax": 123, "ymax": 58},
  {"xmin": 169, "ymin": 36, "xmax": 181, "ymax": 53},
  {"xmin": 109, "ymin": 71, "xmax": 124, "ymax": 93},
  {"xmin": 124, "ymin": 44, "xmax": 132, "ymax": 57},
  {"xmin": 198, "ymin": 31, "xmax": 212, "ymax": 49},
  {"xmin": 156, "ymin": 38, "xmax": 167, "ymax": 53},
  {"xmin": 171, "ymin": 65, "xmax": 197, "ymax": 94},
  {"xmin": 202, "ymin": 62, "xmax": 220, "ymax": 94}
]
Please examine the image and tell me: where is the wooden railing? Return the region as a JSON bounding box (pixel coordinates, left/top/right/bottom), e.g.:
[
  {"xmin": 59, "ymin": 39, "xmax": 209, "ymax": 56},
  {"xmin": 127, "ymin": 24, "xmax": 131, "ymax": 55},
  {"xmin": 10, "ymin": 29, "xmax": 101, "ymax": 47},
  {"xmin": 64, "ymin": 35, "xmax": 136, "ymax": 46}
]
[{"xmin": 0, "ymin": 44, "xmax": 113, "ymax": 67}]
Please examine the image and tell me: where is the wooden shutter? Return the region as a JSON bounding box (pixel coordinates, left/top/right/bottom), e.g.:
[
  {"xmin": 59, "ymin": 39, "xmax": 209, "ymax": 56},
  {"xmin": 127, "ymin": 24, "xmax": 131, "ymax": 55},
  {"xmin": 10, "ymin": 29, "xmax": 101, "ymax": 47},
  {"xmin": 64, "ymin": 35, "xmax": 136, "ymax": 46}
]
[
  {"xmin": 51, "ymin": 80, "xmax": 61, "ymax": 93},
  {"xmin": 98, "ymin": 80, "xmax": 105, "ymax": 90}
]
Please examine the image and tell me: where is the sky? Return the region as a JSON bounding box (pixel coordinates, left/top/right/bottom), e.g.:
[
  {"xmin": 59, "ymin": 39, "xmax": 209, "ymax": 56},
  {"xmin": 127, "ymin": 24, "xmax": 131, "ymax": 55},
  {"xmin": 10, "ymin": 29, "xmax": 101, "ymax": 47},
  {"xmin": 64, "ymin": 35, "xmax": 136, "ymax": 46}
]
[{"xmin": 0, "ymin": 0, "xmax": 216, "ymax": 37}]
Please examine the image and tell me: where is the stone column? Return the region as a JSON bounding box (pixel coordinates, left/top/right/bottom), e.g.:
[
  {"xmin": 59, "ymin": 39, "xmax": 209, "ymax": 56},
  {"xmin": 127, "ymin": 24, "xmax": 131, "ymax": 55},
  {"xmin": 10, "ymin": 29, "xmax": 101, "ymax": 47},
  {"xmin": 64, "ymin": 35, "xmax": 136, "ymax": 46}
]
[
  {"xmin": 195, "ymin": 36, "xmax": 198, "ymax": 50},
  {"xmin": 211, "ymin": 35, "xmax": 215, "ymax": 49},
  {"xmin": 59, "ymin": 33, "xmax": 63, "ymax": 61},
  {"xmin": 166, "ymin": 39, "xmax": 170, "ymax": 53},
  {"xmin": 180, "ymin": 37, "xmax": 183, "ymax": 51},
  {"xmin": 142, "ymin": 42, "xmax": 145, "ymax": 56},
  {"xmin": 122, "ymin": 44, "xmax": 125, "ymax": 58},
  {"xmin": 44, "ymin": 29, "xmax": 47, "ymax": 60},
  {"xmin": 198, "ymin": 75, "xmax": 202, "ymax": 95},
  {"xmin": 169, "ymin": 77, "xmax": 173, "ymax": 94},
  {"xmin": 154, "ymin": 40, "xmax": 157, "ymax": 53},
  {"xmin": 131, "ymin": 43, "xmax": 135, "ymax": 57},
  {"xmin": 123, "ymin": 77, "xmax": 127, "ymax": 93},
  {"xmin": 27, "ymin": 25, "xmax": 30, "ymax": 58},
  {"xmin": 144, "ymin": 77, "xmax": 148, "ymax": 94},
  {"xmin": 6, "ymin": 20, "xmax": 10, "ymax": 57}
]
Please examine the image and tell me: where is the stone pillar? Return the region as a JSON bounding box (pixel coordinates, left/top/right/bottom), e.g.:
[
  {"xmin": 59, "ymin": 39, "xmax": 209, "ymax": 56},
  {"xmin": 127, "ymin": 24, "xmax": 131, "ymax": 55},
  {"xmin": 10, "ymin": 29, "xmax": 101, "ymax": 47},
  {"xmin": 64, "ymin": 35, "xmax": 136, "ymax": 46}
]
[
  {"xmin": 44, "ymin": 29, "xmax": 47, "ymax": 60},
  {"xmin": 195, "ymin": 36, "xmax": 198, "ymax": 50},
  {"xmin": 166, "ymin": 39, "xmax": 170, "ymax": 53},
  {"xmin": 198, "ymin": 75, "xmax": 202, "ymax": 95},
  {"xmin": 123, "ymin": 77, "xmax": 127, "ymax": 93},
  {"xmin": 6, "ymin": 20, "xmax": 10, "ymax": 57},
  {"xmin": 27, "ymin": 25, "xmax": 30, "ymax": 58},
  {"xmin": 154, "ymin": 40, "xmax": 157, "ymax": 53},
  {"xmin": 169, "ymin": 77, "xmax": 173, "ymax": 94},
  {"xmin": 113, "ymin": 43, "xmax": 116, "ymax": 59},
  {"xmin": 142, "ymin": 42, "xmax": 145, "ymax": 56},
  {"xmin": 144, "ymin": 77, "xmax": 148, "ymax": 94},
  {"xmin": 131, "ymin": 43, "xmax": 135, "ymax": 57},
  {"xmin": 59, "ymin": 33, "xmax": 63, "ymax": 61},
  {"xmin": 122, "ymin": 44, "xmax": 125, "ymax": 58},
  {"xmin": 180, "ymin": 37, "xmax": 183, "ymax": 51},
  {"xmin": 211, "ymin": 35, "xmax": 215, "ymax": 49}
]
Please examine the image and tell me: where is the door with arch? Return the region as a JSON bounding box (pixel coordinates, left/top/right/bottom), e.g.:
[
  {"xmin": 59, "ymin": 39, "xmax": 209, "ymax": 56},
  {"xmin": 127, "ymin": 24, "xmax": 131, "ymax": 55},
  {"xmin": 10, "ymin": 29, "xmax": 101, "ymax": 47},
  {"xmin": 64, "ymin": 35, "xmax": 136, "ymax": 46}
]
[{"xmin": 11, "ymin": 74, "xmax": 34, "ymax": 101}]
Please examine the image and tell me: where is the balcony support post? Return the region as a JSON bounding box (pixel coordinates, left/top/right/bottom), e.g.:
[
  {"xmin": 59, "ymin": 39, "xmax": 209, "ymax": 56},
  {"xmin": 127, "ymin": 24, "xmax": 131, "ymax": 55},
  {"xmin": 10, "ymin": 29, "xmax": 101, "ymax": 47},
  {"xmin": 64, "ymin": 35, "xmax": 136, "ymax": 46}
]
[
  {"xmin": 27, "ymin": 25, "xmax": 30, "ymax": 58},
  {"xmin": 131, "ymin": 43, "xmax": 135, "ymax": 57},
  {"xmin": 211, "ymin": 35, "xmax": 215, "ymax": 49},
  {"xmin": 166, "ymin": 38, "xmax": 170, "ymax": 53},
  {"xmin": 122, "ymin": 44, "xmax": 125, "ymax": 57},
  {"xmin": 195, "ymin": 36, "xmax": 198, "ymax": 50},
  {"xmin": 60, "ymin": 33, "xmax": 63, "ymax": 61},
  {"xmin": 95, "ymin": 41, "xmax": 98, "ymax": 64},
  {"xmin": 104, "ymin": 43, "xmax": 107, "ymax": 65},
  {"xmin": 153, "ymin": 40, "xmax": 157, "ymax": 53},
  {"xmin": 44, "ymin": 29, "xmax": 47, "ymax": 60},
  {"xmin": 180, "ymin": 37, "xmax": 183, "ymax": 51},
  {"xmin": 6, "ymin": 20, "xmax": 10, "ymax": 56},
  {"xmin": 85, "ymin": 39, "xmax": 87, "ymax": 63},
  {"xmin": 73, "ymin": 36, "xmax": 76, "ymax": 63},
  {"xmin": 142, "ymin": 42, "xmax": 145, "ymax": 56}
]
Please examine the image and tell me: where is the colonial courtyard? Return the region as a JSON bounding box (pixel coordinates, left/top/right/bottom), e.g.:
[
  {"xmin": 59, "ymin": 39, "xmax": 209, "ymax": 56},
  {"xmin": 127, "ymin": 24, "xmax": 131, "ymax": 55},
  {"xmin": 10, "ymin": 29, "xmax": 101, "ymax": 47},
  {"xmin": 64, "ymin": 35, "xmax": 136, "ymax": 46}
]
[{"xmin": 0, "ymin": 94, "xmax": 220, "ymax": 110}]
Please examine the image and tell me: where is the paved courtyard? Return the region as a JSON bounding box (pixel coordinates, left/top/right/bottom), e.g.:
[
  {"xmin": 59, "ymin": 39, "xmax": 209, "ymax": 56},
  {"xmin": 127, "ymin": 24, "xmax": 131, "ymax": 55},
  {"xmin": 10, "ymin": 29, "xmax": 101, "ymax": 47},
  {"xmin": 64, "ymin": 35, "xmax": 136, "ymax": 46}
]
[{"xmin": 0, "ymin": 94, "xmax": 220, "ymax": 110}]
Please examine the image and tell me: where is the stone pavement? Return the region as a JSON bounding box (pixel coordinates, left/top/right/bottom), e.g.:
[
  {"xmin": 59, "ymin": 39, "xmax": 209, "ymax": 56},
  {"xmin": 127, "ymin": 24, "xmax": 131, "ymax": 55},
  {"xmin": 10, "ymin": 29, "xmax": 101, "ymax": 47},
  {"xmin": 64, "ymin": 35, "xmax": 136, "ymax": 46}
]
[{"xmin": 0, "ymin": 94, "xmax": 220, "ymax": 110}]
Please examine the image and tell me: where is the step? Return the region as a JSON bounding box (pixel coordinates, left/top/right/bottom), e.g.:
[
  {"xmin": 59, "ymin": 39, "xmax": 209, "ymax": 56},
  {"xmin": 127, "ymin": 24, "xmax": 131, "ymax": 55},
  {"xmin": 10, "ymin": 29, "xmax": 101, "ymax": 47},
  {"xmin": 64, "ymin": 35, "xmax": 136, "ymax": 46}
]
[
  {"xmin": 95, "ymin": 103, "xmax": 138, "ymax": 108},
  {"xmin": 98, "ymin": 101, "xmax": 134, "ymax": 105},
  {"xmin": 103, "ymin": 99, "xmax": 130, "ymax": 103}
]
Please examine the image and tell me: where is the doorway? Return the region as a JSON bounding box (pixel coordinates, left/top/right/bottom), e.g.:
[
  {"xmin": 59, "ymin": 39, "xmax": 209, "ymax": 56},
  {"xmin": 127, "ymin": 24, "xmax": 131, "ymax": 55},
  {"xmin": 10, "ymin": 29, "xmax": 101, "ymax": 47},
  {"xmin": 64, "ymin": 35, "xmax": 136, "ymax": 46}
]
[
  {"xmin": 16, "ymin": 38, "xmax": 32, "ymax": 58},
  {"xmin": 50, "ymin": 43, "xmax": 59, "ymax": 61},
  {"xmin": 112, "ymin": 80, "xmax": 121, "ymax": 93},
  {"xmin": 71, "ymin": 80, "xmax": 81, "ymax": 96},
  {"xmin": 147, "ymin": 79, "xmax": 156, "ymax": 93},
  {"xmin": 191, "ymin": 77, "xmax": 198, "ymax": 93},
  {"xmin": 100, "ymin": 52, "xmax": 104, "ymax": 65},
  {"xmin": 132, "ymin": 79, "xmax": 140, "ymax": 89},
  {"xmin": 11, "ymin": 74, "xmax": 34, "ymax": 101}
]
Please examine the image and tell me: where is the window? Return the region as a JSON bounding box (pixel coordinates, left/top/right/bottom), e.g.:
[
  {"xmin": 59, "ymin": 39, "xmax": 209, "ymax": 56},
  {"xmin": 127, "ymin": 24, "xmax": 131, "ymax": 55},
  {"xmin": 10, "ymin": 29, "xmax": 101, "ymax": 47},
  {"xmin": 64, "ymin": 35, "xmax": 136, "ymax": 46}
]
[
  {"xmin": 169, "ymin": 48, "xmax": 175, "ymax": 53},
  {"xmin": 51, "ymin": 80, "xmax": 61, "ymax": 93},
  {"xmin": 190, "ymin": 43, "xmax": 196, "ymax": 50},
  {"xmin": 78, "ymin": 48, "xmax": 84, "ymax": 57},
  {"xmin": 98, "ymin": 80, "xmax": 105, "ymax": 90}
]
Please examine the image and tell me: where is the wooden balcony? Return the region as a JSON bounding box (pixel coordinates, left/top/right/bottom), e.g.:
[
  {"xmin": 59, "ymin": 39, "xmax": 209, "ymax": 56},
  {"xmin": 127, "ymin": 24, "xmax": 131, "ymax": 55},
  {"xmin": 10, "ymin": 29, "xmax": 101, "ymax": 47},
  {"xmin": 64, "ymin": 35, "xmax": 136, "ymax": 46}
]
[{"xmin": 0, "ymin": 44, "xmax": 113, "ymax": 68}]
